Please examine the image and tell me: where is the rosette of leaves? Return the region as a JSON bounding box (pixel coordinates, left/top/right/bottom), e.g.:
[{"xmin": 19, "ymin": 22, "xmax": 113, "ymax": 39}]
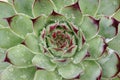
[{"xmin": 0, "ymin": 0, "xmax": 120, "ymax": 80}]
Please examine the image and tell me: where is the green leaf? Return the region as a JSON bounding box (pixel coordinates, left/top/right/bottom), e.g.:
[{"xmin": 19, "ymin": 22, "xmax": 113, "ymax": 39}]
[
  {"xmin": 113, "ymin": 9, "xmax": 120, "ymax": 21},
  {"xmin": 87, "ymin": 36, "xmax": 106, "ymax": 59},
  {"xmin": 79, "ymin": 0, "xmax": 99, "ymax": 16},
  {"xmin": 0, "ymin": 1, "xmax": 15, "ymax": 18},
  {"xmin": 98, "ymin": 52, "xmax": 120, "ymax": 78},
  {"xmin": 108, "ymin": 33, "xmax": 120, "ymax": 55},
  {"xmin": 80, "ymin": 60, "xmax": 101, "ymax": 80},
  {"xmin": 58, "ymin": 62, "xmax": 83, "ymax": 79},
  {"xmin": 25, "ymin": 33, "xmax": 40, "ymax": 53},
  {"xmin": 33, "ymin": 0, "xmax": 54, "ymax": 17},
  {"xmin": 7, "ymin": 45, "xmax": 35, "ymax": 67},
  {"xmin": 14, "ymin": 0, "xmax": 34, "ymax": 17},
  {"xmin": 99, "ymin": 17, "xmax": 119, "ymax": 38},
  {"xmin": 0, "ymin": 18, "xmax": 9, "ymax": 27},
  {"xmin": 97, "ymin": 0, "xmax": 120, "ymax": 16},
  {"xmin": 34, "ymin": 70, "xmax": 62, "ymax": 80},
  {"xmin": 62, "ymin": 45, "xmax": 77, "ymax": 58},
  {"xmin": 10, "ymin": 15, "xmax": 33, "ymax": 38},
  {"xmin": 1, "ymin": 65, "xmax": 36, "ymax": 80},
  {"xmin": 61, "ymin": 2, "xmax": 82, "ymax": 26},
  {"xmin": 73, "ymin": 43, "xmax": 89, "ymax": 64},
  {"xmin": 112, "ymin": 77, "xmax": 120, "ymax": 80},
  {"xmin": 0, "ymin": 62, "xmax": 10, "ymax": 73},
  {"xmin": 32, "ymin": 15, "xmax": 46, "ymax": 36},
  {"xmin": 0, "ymin": 48, "xmax": 6, "ymax": 61},
  {"xmin": 52, "ymin": 0, "xmax": 77, "ymax": 12},
  {"xmin": 80, "ymin": 16, "xmax": 99, "ymax": 40},
  {"xmin": 47, "ymin": 11, "xmax": 66, "ymax": 22},
  {"xmin": 32, "ymin": 54, "xmax": 56, "ymax": 71},
  {"xmin": 0, "ymin": 28, "xmax": 23, "ymax": 49}
]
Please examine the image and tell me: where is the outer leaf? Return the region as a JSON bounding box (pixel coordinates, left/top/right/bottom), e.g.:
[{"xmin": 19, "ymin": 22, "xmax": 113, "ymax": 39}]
[
  {"xmin": 24, "ymin": 33, "xmax": 40, "ymax": 53},
  {"xmin": 80, "ymin": 60, "xmax": 102, "ymax": 80},
  {"xmin": 34, "ymin": 70, "xmax": 62, "ymax": 80},
  {"xmin": 99, "ymin": 17, "xmax": 119, "ymax": 38},
  {"xmin": 87, "ymin": 36, "xmax": 107, "ymax": 59},
  {"xmin": 7, "ymin": 45, "xmax": 35, "ymax": 67},
  {"xmin": 10, "ymin": 15, "xmax": 33, "ymax": 38},
  {"xmin": 98, "ymin": 52, "xmax": 120, "ymax": 78},
  {"xmin": 108, "ymin": 33, "xmax": 120, "ymax": 55},
  {"xmin": 61, "ymin": 2, "xmax": 82, "ymax": 26},
  {"xmin": 0, "ymin": 1, "xmax": 15, "ymax": 18},
  {"xmin": 97, "ymin": 0, "xmax": 120, "ymax": 16},
  {"xmin": 1, "ymin": 65, "xmax": 36, "ymax": 80},
  {"xmin": 33, "ymin": 0, "xmax": 54, "ymax": 17},
  {"xmin": 79, "ymin": 0, "xmax": 99, "ymax": 16},
  {"xmin": 80, "ymin": 16, "xmax": 99, "ymax": 40},
  {"xmin": 0, "ymin": 28, "xmax": 23, "ymax": 49},
  {"xmin": 58, "ymin": 62, "xmax": 83, "ymax": 79},
  {"xmin": 32, "ymin": 54, "xmax": 56, "ymax": 71},
  {"xmin": 14, "ymin": 0, "xmax": 34, "ymax": 17}
]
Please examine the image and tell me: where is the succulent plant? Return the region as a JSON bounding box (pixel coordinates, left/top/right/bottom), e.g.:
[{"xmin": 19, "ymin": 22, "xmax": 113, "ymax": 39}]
[{"xmin": 0, "ymin": 0, "xmax": 120, "ymax": 80}]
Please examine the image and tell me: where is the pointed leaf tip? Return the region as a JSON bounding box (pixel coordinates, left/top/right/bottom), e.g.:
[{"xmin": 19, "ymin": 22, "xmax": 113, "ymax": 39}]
[
  {"xmin": 111, "ymin": 18, "xmax": 120, "ymax": 35},
  {"xmin": 51, "ymin": 10, "xmax": 63, "ymax": 16},
  {"xmin": 67, "ymin": 1, "xmax": 81, "ymax": 11}
]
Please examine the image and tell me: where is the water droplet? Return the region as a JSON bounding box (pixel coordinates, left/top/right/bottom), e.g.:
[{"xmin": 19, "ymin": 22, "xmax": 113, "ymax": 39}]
[
  {"xmin": 71, "ymin": 14, "xmax": 75, "ymax": 19},
  {"xmin": 21, "ymin": 59, "xmax": 26, "ymax": 63},
  {"xmin": 7, "ymin": 37, "xmax": 10, "ymax": 40},
  {"xmin": 8, "ymin": 67, "xmax": 14, "ymax": 72},
  {"xmin": 113, "ymin": 1, "xmax": 117, "ymax": 5},
  {"xmin": 20, "ymin": 75, "xmax": 27, "ymax": 79}
]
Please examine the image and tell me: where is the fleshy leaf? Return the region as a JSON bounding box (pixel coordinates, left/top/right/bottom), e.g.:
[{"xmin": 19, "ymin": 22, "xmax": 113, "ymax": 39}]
[
  {"xmin": 0, "ymin": 48, "xmax": 6, "ymax": 61},
  {"xmin": 14, "ymin": 0, "xmax": 34, "ymax": 17},
  {"xmin": 61, "ymin": 2, "xmax": 82, "ymax": 26},
  {"xmin": 62, "ymin": 45, "xmax": 77, "ymax": 58},
  {"xmin": 33, "ymin": 0, "xmax": 54, "ymax": 17},
  {"xmin": 0, "ymin": 28, "xmax": 23, "ymax": 49},
  {"xmin": 97, "ymin": 0, "xmax": 120, "ymax": 16},
  {"xmin": 98, "ymin": 52, "xmax": 120, "ymax": 78},
  {"xmin": 1, "ymin": 65, "xmax": 36, "ymax": 80},
  {"xmin": 73, "ymin": 43, "xmax": 89, "ymax": 64},
  {"xmin": 32, "ymin": 54, "xmax": 56, "ymax": 71},
  {"xmin": 80, "ymin": 16, "xmax": 99, "ymax": 40},
  {"xmin": 0, "ymin": 62, "xmax": 10, "ymax": 73},
  {"xmin": 99, "ymin": 17, "xmax": 119, "ymax": 38},
  {"xmin": 0, "ymin": 1, "xmax": 15, "ymax": 18},
  {"xmin": 24, "ymin": 33, "xmax": 40, "ymax": 53},
  {"xmin": 34, "ymin": 70, "xmax": 62, "ymax": 80},
  {"xmin": 79, "ymin": 0, "xmax": 99, "ymax": 16},
  {"xmin": 87, "ymin": 36, "xmax": 107, "ymax": 59},
  {"xmin": 47, "ymin": 11, "xmax": 66, "ymax": 22},
  {"xmin": 0, "ymin": 18, "xmax": 9, "ymax": 27},
  {"xmin": 80, "ymin": 60, "xmax": 102, "ymax": 80},
  {"xmin": 9, "ymin": 15, "xmax": 33, "ymax": 38},
  {"xmin": 7, "ymin": 44, "xmax": 35, "ymax": 67},
  {"xmin": 32, "ymin": 15, "xmax": 46, "ymax": 36},
  {"xmin": 52, "ymin": 0, "xmax": 77, "ymax": 12},
  {"xmin": 112, "ymin": 77, "xmax": 120, "ymax": 80},
  {"xmin": 58, "ymin": 62, "xmax": 83, "ymax": 79},
  {"xmin": 114, "ymin": 9, "xmax": 120, "ymax": 21},
  {"xmin": 108, "ymin": 32, "xmax": 120, "ymax": 55}
]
